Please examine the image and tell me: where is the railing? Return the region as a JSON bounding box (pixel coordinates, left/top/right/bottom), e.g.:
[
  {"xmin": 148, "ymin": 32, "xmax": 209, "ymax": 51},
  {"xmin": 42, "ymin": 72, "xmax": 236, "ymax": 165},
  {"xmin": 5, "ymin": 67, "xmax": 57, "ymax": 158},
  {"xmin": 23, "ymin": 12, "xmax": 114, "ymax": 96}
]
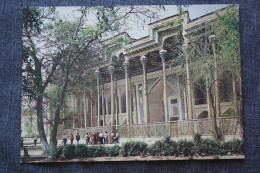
[{"xmin": 57, "ymin": 117, "xmax": 241, "ymax": 139}]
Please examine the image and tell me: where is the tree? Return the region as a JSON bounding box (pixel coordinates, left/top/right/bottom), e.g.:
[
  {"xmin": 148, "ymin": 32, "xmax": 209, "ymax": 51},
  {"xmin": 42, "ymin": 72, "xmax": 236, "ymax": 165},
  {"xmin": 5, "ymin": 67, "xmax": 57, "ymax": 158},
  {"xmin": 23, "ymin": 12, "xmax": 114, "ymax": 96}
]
[
  {"xmin": 22, "ymin": 7, "xmax": 57, "ymax": 152},
  {"xmin": 164, "ymin": 5, "xmax": 241, "ymax": 140},
  {"xmin": 186, "ymin": 5, "xmax": 241, "ymax": 140},
  {"xmin": 22, "ymin": 6, "xmax": 164, "ymax": 153},
  {"xmin": 215, "ymin": 5, "xmax": 243, "ymax": 137}
]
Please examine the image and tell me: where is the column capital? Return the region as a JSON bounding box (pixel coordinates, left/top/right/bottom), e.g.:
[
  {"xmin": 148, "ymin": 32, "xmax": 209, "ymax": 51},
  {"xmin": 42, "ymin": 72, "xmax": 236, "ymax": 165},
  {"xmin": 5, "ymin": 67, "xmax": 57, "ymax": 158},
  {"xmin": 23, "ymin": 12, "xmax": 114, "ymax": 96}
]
[
  {"xmin": 95, "ymin": 69, "xmax": 100, "ymax": 80},
  {"xmin": 108, "ymin": 66, "xmax": 114, "ymax": 76},
  {"xmin": 159, "ymin": 49, "xmax": 167, "ymax": 62},
  {"xmin": 209, "ymin": 35, "xmax": 216, "ymax": 42},
  {"xmin": 140, "ymin": 55, "xmax": 147, "ymax": 68},
  {"xmin": 123, "ymin": 60, "xmax": 130, "ymax": 72}
]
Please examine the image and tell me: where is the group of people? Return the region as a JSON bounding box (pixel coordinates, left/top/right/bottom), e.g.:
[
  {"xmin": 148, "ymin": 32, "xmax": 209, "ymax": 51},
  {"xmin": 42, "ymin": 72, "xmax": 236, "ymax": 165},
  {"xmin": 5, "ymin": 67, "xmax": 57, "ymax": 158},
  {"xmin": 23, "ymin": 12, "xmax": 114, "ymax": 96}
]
[
  {"xmin": 85, "ymin": 130, "xmax": 120, "ymax": 145},
  {"xmin": 62, "ymin": 133, "xmax": 81, "ymax": 146},
  {"xmin": 62, "ymin": 130, "xmax": 119, "ymax": 146}
]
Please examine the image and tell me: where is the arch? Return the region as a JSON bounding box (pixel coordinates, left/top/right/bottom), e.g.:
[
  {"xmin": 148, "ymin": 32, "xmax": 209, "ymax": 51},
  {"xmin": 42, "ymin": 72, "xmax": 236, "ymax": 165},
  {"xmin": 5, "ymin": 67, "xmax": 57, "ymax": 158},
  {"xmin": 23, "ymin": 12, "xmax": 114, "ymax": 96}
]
[
  {"xmin": 148, "ymin": 77, "xmax": 162, "ymax": 94},
  {"xmin": 197, "ymin": 111, "xmax": 208, "ymax": 119},
  {"xmin": 149, "ymin": 80, "xmax": 175, "ymax": 123},
  {"xmin": 122, "ymin": 119, "xmax": 127, "ymax": 125},
  {"xmin": 221, "ymin": 108, "xmax": 235, "ymax": 117},
  {"xmin": 148, "ymin": 77, "xmax": 175, "ymax": 94}
]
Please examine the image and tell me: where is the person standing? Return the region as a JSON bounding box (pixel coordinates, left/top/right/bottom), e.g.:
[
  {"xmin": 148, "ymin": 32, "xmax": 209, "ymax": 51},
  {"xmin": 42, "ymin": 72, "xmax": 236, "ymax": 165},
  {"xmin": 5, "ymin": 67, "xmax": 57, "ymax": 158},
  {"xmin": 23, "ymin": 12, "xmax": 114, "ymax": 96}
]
[
  {"xmin": 93, "ymin": 132, "xmax": 97, "ymax": 145},
  {"xmin": 115, "ymin": 130, "xmax": 120, "ymax": 143},
  {"xmin": 33, "ymin": 136, "xmax": 38, "ymax": 146},
  {"xmin": 63, "ymin": 134, "xmax": 67, "ymax": 146},
  {"xmin": 76, "ymin": 133, "xmax": 80, "ymax": 145},
  {"xmin": 108, "ymin": 132, "xmax": 111, "ymax": 144},
  {"xmin": 104, "ymin": 131, "xmax": 108, "ymax": 144},
  {"xmin": 99, "ymin": 132, "xmax": 104, "ymax": 144},
  {"xmin": 111, "ymin": 131, "xmax": 115, "ymax": 143},
  {"xmin": 89, "ymin": 133, "xmax": 93, "ymax": 145},
  {"xmin": 85, "ymin": 133, "xmax": 89, "ymax": 145},
  {"xmin": 96, "ymin": 132, "xmax": 99, "ymax": 144},
  {"xmin": 70, "ymin": 133, "xmax": 74, "ymax": 145}
]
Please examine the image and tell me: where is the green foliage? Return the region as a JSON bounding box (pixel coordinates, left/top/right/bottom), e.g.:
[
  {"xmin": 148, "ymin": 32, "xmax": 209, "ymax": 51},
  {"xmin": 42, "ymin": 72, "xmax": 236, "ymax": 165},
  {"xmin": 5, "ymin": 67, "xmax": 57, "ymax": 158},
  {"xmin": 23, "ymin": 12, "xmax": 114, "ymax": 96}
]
[
  {"xmin": 177, "ymin": 140, "xmax": 195, "ymax": 157},
  {"xmin": 52, "ymin": 137, "xmax": 243, "ymax": 160},
  {"xmin": 121, "ymin": 141, "xmax": 148, "ymax": 156},
  {"xmin": 105, "ymin": 145, "xmax": 121, "ymax": 157},
  {"xmin": 116, "ymin": 38, "xmax": 131, "ymax": 46},
  {"xmin": 75, "ymin": 144, "xmax": 89, "ymax": 157},
  {"xmin": 23, "ymin": 7, "xmax": 43, "ymax": 34},
  {"xmin": 224, "ymin": 139, "xmax": 244, "ymax": 154},
  {"xmin": 24, "ymin": 125, "xmax": 39, "ymax": 138},
  {"xmin": 197, "ymin": 138, "xmax": 220, "ymax": 156},
  {"xmin": 215, "ymin": 5, "xmax": 240, "ymax": 78},
  {"xmin": 52, "ymin": 146, "xmax": 64, "ymax": 160},
  {"xmin": 148, "ymin": 137, "xmax": 178, "ymax": 156},
  {"xmin": 87, "ymin": 146, "xmax": 106, "ymax": 157},
  {"xmin": 63, "ymin": 145, "xmax": 76, "ymax": 159},
  {"xmin": 193, "ymin": 133, "xmax": 202, "ymax": 144}
]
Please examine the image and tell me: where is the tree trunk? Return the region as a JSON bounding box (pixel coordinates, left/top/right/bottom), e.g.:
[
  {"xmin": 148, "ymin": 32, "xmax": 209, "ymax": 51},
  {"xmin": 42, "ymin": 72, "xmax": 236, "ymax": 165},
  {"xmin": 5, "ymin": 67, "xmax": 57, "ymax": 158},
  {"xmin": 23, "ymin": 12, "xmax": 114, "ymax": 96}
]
[
  {"xmin": 36, "ymin": 95, "xmax": 49, "ymax": 153},
  {"xmin": 50, "ymin": 61, "xmax": 71, "ymax": 151},
  {"xmin": 209, "ymin": 71, "xmax": 220, "ymax": 141}
]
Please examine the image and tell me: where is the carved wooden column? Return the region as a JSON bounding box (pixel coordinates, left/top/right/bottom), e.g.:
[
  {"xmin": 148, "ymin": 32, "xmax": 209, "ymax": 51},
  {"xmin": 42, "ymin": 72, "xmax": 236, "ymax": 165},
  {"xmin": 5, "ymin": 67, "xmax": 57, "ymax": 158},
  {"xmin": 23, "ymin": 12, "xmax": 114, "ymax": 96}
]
[
  {"xmin": 108, "ymin": 65, "xmax": 115, "ymax": 126},
  {"xmin": 129, "ymin": 75, "xmax": 133, "ymax": 124},
  {"xmin": 123, "ymin": 60, "xmax": 130, "ymax": 124},
  {"xmin": 134, "ymin": 85, "xmax": 138, "ymax": 124},
  {"xmin": 90, "ymin": 91, "xmax": 94, "ymax": 127},
  {"xmin": 115, "ymin": 74, "xmax": 119, "ymax": 126},
  {"xmin": 83, "ymin": 89, "xmax": 87, "ymax": 127},
  {"xmin": 182, "ymin": 43, "xmax": 193, "ymax": 119},
  {"xmin": 102, "ymin": 83, "xmax": 105, "ymax": 126},
  {"xmin": 140, "ymin": 56, "xmax": 150, "ymax": 123},
  {"xmin": 95, "ymin": 69, "xmax": 100, "ymax": 127},
  {"xmin": 160, "ymin": 49, "xmax": 169, "ymax": 122},
  {"xmin": 205, "ymin": 77, "xmax": 212, "ymax": 118}
]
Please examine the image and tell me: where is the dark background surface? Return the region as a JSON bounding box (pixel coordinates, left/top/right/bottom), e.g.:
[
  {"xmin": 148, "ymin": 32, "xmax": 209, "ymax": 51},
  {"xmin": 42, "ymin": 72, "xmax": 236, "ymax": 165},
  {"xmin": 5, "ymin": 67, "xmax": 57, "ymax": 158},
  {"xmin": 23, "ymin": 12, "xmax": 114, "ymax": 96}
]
[{"xmin": 0, "ymin": 0, "xmax": 259, "ymax": 172}]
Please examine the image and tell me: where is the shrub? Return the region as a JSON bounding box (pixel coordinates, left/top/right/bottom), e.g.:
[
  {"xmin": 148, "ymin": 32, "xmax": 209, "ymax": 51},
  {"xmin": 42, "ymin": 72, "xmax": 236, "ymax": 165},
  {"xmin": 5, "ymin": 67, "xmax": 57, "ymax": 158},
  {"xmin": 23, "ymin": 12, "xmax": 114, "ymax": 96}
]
[
  {"xmin": 52, "ymin": 146, "xmax": 63, "ymax": 160},
  {"xmin": 87, "ymin": 146, "xmax": 106, "ymax": 157},
  {"xmin": 219, "ymin": 141, "xmax": 229, "ymax": 155},
  {"xmin": 148, "ymin": 140, "xmax": 164, "ymax": 156},
  {"xmin": 105, "ymin": 145, "xmax": 121, "ymax": 157},
  {"xmin": 148, "ymin": 138, "xmax": 178, "ymax": 156},
  {"xmin": 75, "ymin": 144, "xmax": 88, "ymax": 158},
  {"xmin": 193, "ymin": 133, "xmax": 202, "ymax": 144},
  {"xmin": 199, "ymin": 138, "xmax": 220, "ymax": 156},
  {"xmin": 177, "ymin": 140, "xmax": 195, "ymax": 157},
  {"xmin": 63, "ymin": 145, "xmax": 76, "ymax": 159},
  {"xmin": 121, "ymin": 141, "xmax": 148, "ymax": 156},
  {"xmin": 226, "ymin": 139, "xmax": 244, "ymax": 154}
]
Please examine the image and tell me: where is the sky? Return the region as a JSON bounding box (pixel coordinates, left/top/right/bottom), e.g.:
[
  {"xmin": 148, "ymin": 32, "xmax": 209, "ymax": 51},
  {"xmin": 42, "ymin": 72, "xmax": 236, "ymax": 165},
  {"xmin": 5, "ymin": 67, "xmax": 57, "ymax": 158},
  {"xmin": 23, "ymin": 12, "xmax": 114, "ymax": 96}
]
[{"xmin": 56, "ymin": 4, "xmax": 231, "ymax": 39}]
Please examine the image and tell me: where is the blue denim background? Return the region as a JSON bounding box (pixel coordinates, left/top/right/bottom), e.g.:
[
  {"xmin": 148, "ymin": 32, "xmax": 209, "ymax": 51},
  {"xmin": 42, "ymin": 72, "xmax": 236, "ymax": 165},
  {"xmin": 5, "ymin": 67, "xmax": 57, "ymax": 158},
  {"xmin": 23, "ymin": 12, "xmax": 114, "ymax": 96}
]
[{"xmin": 0, "ymin": 0, "xmax": 259, "ymax": 172}]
